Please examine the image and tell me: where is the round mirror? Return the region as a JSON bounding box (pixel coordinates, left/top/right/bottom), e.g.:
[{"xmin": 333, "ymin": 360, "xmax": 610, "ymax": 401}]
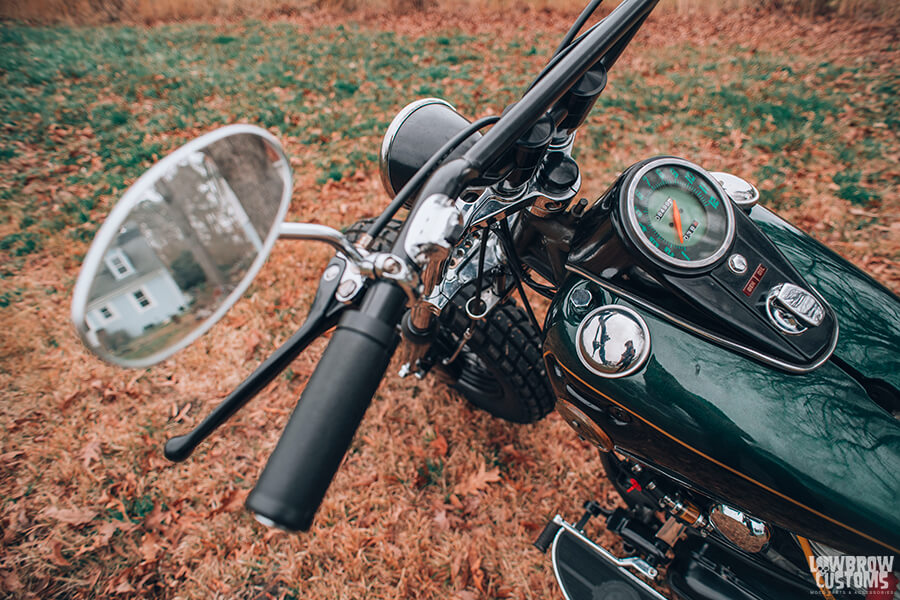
[{"xmin": 71, "ymin": 125, "xmax": 291, "ymax": 367}]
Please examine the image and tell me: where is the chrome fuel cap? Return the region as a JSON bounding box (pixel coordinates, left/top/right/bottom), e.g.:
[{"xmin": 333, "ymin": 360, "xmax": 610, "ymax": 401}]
[
  {"xmin": 765, "ymin": 282, "xmax": 825, "ymax": 335},
  {"xmin": 576, "ymin": 305, "xmax": 651, "ymax": 378},
  {"xmin": 711, "ymin": 171, "xmax": 759, "ymax": 212}
]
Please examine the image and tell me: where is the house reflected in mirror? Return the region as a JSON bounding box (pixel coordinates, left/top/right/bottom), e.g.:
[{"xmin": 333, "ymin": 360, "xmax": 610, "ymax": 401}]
[
  {"xmin": 84, "ymin": 227, "xmax": 191, "ymax": 360},
  {"xmin": 74, "ymin": 128, "xmax": 290, "ymax": 365}
]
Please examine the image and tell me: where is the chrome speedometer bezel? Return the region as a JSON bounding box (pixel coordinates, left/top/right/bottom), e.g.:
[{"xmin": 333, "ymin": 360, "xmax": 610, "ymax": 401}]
[
  {"xmin": 623, "ymin": 157, "xmax": 736, "ymax": 270},
  {"xmin": 379, "ymin": 98, "xmax": 454, "ymax": 198}
]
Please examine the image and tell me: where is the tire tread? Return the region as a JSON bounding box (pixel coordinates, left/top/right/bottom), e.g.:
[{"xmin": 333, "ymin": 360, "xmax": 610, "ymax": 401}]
[{"xmin": 344, "ymin": 217, "xmax": 554, "ymax": 423}]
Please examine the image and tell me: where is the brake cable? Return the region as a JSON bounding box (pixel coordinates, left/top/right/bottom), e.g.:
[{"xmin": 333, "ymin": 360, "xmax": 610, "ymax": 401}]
[
  {"xmin": 510, "ymin": 266, "xmax": 541, "ymax": 334},
  {"xmin": 554, "ymin": 0, "xmax": 605, "ymax": 57},
  {"xmin": 493, "ymin": 220, "xmax": 543, "ymax": 333},
  {"xmin": 448, "ymin": 224, "xmax": 541, "ymax": 364},
  {"xmin": 469, "ymin": 228, "xmax": 490, "ymax": 316},
  {"xmin": 526, "ymin": 2, "xmax": 605, "ymax": 94},
  {"xmin": 497, "ymin": 219, "xmax": 557, "ymax": 299}
]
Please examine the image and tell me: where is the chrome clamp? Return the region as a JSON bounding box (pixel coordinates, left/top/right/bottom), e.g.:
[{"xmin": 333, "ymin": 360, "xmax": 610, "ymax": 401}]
[{"xmin": 278, "ymin": 222, "xmax": 419, "ymax": 304}]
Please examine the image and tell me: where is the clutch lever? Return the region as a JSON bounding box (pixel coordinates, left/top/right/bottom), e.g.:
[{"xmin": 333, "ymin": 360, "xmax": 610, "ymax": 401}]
[{"xmin": 164, "ymin": 255, "xmax": 349, "ymax": 462}]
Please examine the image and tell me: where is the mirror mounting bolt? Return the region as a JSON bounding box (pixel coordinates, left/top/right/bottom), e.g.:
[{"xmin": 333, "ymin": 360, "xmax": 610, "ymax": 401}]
[{"xmin": 382, "ymin": 256, "xmax": 403, "ymax": 275}]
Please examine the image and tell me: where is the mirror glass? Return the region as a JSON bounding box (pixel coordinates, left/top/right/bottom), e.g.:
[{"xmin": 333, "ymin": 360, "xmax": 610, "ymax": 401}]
[{"xmin": 71, "ymin": 125, "xmax": 291, "ymax": 367}]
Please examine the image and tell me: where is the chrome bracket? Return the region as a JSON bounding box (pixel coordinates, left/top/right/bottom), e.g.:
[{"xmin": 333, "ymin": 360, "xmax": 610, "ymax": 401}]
[
  {"xmin": 279, "ymin": 222, "xmax": 420, "ymax": 304},
  {"xmin": 334, "ymin": 258, "xmax": 366, "ymax": 304},
  {"xmin": 463, "ymin": 170, "xmax": 581, "ymax": 231},
  {"xmin": 550, "ymin": 515, "xmax": 665, "ymax": 586},
  {"xmin": 422, "ymin": 229, "xmax": 506, "ymax": 316}
]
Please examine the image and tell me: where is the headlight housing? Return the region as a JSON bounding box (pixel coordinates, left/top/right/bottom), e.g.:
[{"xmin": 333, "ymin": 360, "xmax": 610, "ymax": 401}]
[{"xmin": 379, "ymin": 98, "xmax": 480, "ymax": 207}]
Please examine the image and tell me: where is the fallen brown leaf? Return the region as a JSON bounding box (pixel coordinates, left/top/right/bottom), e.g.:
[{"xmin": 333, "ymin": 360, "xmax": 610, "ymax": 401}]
[
  {"xmin": 81, "ymin": 439, "xmax": 102, "ymax": 470},
  {"xmin": 429, "ymin": 433, "xmax": 448, "ymax": 457},
  {"xmin": 453, "ymin": 459, "xmax": 501, "ymax": 497},
  {"xmin": 42, "ymin": 506, "xmax": 97, "ymax": 526},
  {"xmin": 0, "ymin": 569, "xmax": 23, "ymax": 593},
  {"xmin": 0, "ymin": 451, "xmax": 24, "ymax": 465},
  {"xmin": 244, "ymin": 330, "xmax": 262, "ymax": 360},
  {"xmin": 48, "ymin": 540, "xmax": 71, "ymax": 567},
  {"xmin": 433, "ymin": 509, "xmax": 449, "ymax": 531},
  {"xmin": 139, "ymin": 532, "xmax": 161, "ymax": 562}
]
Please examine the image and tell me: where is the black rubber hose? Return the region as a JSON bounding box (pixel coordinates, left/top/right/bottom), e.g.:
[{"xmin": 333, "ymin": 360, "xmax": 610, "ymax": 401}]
[
  {"xmin": 497, "ymin": 219, "xmax": 557, "ymax": 299},
  {"xmin": 553, "ymin": 0, "xmax": 605, "ymax": 57},
  {"xmin": 245, "ymin": 281, "xmax": 406, "ymax": 531},
  {"xmin": 527, "ymin": 20, "xmax": 603, "ymax": 94}
]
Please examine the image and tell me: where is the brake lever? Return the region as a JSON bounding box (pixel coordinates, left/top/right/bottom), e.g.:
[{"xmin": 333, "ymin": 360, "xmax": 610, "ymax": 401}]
[{"xmin": 163, "ymin": 255, "xmax": 349, "ymax": 462}]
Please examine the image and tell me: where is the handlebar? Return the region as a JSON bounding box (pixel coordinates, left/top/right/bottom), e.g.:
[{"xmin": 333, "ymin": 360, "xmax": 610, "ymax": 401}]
[
  {"xmin": 245, "ymin": 0, "xmax": 662, "ymax": 533},
  {"xmin": 245, "ymin": 281, "xmax": 406, "ymax": 530},
  {"xmin": 391, "ymin": 0, "xmax": 658, "ymax": 259},
  {"xmin": 460, "ymin": 0, "xmax": 657, "ymax": 173}
]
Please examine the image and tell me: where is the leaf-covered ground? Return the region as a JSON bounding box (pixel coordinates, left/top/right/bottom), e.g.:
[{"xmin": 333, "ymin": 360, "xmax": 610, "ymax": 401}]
[{"xmin": 0, "ymin": 8, "xmax": 898, "ymax": 599}]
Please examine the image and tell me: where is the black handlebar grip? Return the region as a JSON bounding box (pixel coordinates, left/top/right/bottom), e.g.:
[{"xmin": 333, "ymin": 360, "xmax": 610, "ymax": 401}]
[{"xmin": 245, "ymin": 281, "xmax": 406, "ymax": 531}]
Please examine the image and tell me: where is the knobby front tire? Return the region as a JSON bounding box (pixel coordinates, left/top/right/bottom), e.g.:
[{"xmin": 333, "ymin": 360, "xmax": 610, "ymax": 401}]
[{"xmin": 345, "ymin": 217, "xmax": 554, "ymax": 424}]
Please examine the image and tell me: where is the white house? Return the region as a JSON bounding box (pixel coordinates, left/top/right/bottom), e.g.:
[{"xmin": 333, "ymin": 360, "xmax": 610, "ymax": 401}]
[{"xmin": 85, "ymin": 228, "xmax": 188, "ymax": 346}]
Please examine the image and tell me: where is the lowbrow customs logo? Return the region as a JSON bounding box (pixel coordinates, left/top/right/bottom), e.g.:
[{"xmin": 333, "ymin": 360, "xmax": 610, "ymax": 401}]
[{"xmin": 810, "ymin": 555, "xmax": 896, "ymax": 596}]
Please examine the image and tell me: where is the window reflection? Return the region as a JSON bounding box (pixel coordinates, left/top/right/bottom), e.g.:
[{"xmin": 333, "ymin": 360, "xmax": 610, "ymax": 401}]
[{"xmin": 82, "ymin": 133, "xmax": 285, "ymax": 362}]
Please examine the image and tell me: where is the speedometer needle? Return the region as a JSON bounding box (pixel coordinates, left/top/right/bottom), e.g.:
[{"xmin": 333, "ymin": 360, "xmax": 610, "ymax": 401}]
[{"xmin": 670, "ymin": 197, "xmax": 684, "ymax": 242}]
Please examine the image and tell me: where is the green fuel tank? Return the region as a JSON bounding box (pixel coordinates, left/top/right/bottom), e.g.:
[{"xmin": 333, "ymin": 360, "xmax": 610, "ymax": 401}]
[{"xmin": 543, "ymin": 205, "xmax": 900, "ymax": 556}]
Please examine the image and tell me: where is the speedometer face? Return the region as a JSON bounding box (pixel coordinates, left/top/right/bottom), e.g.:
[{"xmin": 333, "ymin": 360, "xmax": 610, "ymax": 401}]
[{"xmin": 625, "ymin": 158, "xmax": 735, "ymax": 269}]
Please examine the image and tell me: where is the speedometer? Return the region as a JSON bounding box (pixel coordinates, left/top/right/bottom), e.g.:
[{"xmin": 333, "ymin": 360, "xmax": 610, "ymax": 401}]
[{"xmin": 623, "ymin": 157, "xmax": 735, "ymax": 269}]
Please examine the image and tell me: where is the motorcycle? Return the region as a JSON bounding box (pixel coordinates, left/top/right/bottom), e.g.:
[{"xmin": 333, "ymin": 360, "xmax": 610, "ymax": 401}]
[{"xmin": 70, "ymin": 0, "xmax": 900, "ymax": 598}]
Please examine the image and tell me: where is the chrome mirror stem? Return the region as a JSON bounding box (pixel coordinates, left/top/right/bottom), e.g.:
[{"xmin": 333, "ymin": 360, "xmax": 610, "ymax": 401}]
[
  {"xmin": 279, "ymin": 221, "xmax": 420, "ymax": 305},
  {"xmin": 278, "ymin": 222, "xmax": 366, "ymax": 264}
]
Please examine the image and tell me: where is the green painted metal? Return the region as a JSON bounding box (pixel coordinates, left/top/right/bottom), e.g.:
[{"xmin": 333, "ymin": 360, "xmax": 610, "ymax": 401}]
[
  {"xmin": 544, "ymin": 208, "xmax": 900, "ymax": 555},
  {"xmin": 750, "ymin": 206, "xmax": 900, "ymax": 391}
]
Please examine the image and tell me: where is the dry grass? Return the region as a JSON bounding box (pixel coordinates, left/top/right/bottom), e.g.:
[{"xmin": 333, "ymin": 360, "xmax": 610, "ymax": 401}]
[
  {"xmin": 2, "ymin": 0, "xmax": 900, "ymax": 24},
  {"xmin": 0, "ymin": 6, "xmax": 897, "ymax": 599}
]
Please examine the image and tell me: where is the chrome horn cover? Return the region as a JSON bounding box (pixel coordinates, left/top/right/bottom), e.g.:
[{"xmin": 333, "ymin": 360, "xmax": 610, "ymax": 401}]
[{"xmin": 575, "ymin": 305, "xmax": 651, "ymax": 378}]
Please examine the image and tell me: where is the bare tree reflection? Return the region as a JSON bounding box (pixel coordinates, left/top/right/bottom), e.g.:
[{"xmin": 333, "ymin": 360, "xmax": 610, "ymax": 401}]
[
  {"xmin": 82, "ymin": 133, "xmax": 287, "ymax": 362},
  {"xmin": 607, "ymin": 309, "xmax": 899, "ymax": 549}
]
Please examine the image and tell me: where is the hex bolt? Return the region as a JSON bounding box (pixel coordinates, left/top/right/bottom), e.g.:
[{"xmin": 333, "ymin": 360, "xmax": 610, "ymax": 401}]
[
  {"xmin": 382, "ymin": 257, "xmax": 402, "ymax": 275},
  {"xmin": 728, "ymin": 253, "xmax": 748, "ymax": 274},
  {"xmin": 322, "ymin": 264, "xmax": 341, "ymax": 282},
  {"xmin": 337, "ymin": 279, "xmax": 357, "ymax": 298},
  {"xmin": 569, "ymin": 287, "xmax": 593, "ymax": 314}
]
